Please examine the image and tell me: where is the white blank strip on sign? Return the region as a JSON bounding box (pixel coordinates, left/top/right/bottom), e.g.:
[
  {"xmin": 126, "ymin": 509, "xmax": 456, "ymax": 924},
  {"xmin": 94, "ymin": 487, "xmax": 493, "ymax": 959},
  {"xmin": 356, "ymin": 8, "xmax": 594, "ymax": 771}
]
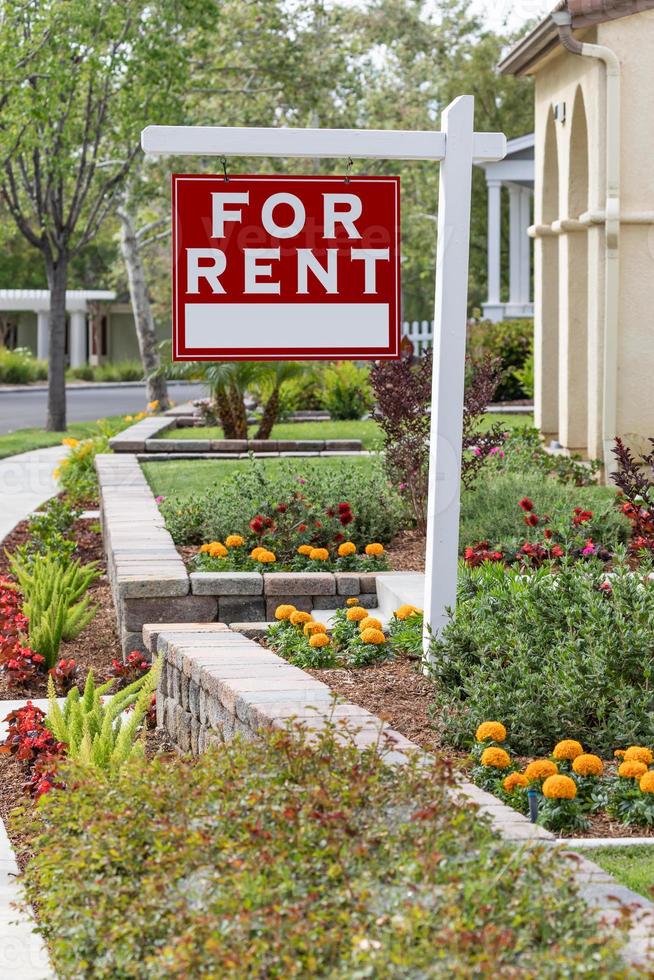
[
  {"xmin": 185, "ymin": 303, "xmax": 389, "ymax": 349},
  {"xmin": 142, "ymin": 125, "xmax": 506, "ymax": 164}
]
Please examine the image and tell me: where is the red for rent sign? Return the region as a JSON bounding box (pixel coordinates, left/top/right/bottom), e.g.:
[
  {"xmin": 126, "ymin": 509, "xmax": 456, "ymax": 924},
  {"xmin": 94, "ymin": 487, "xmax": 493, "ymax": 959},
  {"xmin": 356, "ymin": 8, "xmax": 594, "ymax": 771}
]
[{"xmin": 171, "ymin": 174, "xmax": 400, "ymax": 361}]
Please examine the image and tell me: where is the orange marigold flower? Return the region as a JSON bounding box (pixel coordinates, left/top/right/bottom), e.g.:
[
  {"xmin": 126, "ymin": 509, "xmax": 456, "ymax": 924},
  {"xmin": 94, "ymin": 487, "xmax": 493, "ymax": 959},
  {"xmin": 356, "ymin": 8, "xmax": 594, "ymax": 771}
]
[
  {"xmin": 338, "ymin": 541, "xmax": 357, "ymax": 557},
  {"xmin": 208, "ymin": 542, "xmax": 228, "ymax": 558},
  {"xmin": 297, "ymin": 545, "xmax": 313, "ymax": 556},
  {"xmin": 365, "ymin": 542, "xmax": 384, "ymax": 557},
  {"xmin": 524, "ymin": 759, "xmax": 558, "ymax": 783},
  {"xmin": 225, "ymin": 534, "xmax": 244, "ymax": 547},
  {"xmin": 309, "ymin": 548, "xmax": 329, "ymax": 561},
  {"xmin": 481, "ymin": 747, "xmax": 511, "ymax": 769},
  {"xmin": 199, "ymin": 543, "xmax": 212, "ymax": 554},
  {"xmin": 572, "ymin": 754, "xmax": 604, "ymax": 777},
  {"xmin": 619, "ymin": 760, "xmax": 648, "ymax": 779},
  {"xmin": 360, "ymin": 627, "xmax": 386, "ymax": 645},
  {"xmin": 256, "ymin": 550, "xmax": 276, "ymax": 564},
  {"xmin": 542, "ymin": 775, "xmax": 577, "ymax": 800},
  {"xmin": 251, "ymin": 547, "xmax": 265, "ymax": 560},
  {"xmin": 346, "ymin": 606, "xmax": 368, "ymax": 622},
  {"xmin": 303, "ymin": 621, "xmax": 327, "ymax": 637},
  {"xmin": 553, "ymin": 739, "xmax": 584, "ymax": 761},
  {"xmin": 624, "ymin": 746, "xmax": 654, "ymax": 765},
  {"xmin": 346, "ymin": 597, "xmax": 359, "ymax": 606},
  {"xmin": 614, "ymin": 749, "xmax": 626, "ymax": 759},
  {"xmin": 309, "ymin": 633, "xmax": 330, "ymax": 649},
  {"xmin": 395, "ymin": 604, "xmax": 421, "ymax": 621},
  {"xmin": 359, "ymin": 616, "xmax": 383, "ymax": 633},
  {"xmin": 274, "ymin": 604, "xmax": 296, "ymax": 621},
  {"xmin": 640, "ymin": 771, "xmax": 654, "ymax": 794},
  {"xmin": 503, "ymin": 772, "xmax": 528, "ymax": 792},
  {"xmin": 290, "ymin": 611, "xmax": 312, "ymax": 626},
  {"xmin": 475, "ymin": 721, "xmax": 507, "ymax": 744}
]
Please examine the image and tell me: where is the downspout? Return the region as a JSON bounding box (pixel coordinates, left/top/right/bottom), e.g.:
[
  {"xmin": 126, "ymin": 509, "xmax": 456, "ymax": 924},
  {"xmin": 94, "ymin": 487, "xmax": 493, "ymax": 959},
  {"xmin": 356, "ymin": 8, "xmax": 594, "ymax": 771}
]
[{"xmin": 552, "ymin": 8, "xmax": 621, "ymax": 474}]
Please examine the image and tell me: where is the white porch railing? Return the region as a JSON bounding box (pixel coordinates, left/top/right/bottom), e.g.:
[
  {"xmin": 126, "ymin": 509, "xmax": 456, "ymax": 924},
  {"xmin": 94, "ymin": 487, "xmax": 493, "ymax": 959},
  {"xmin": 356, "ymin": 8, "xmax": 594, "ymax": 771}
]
[{"xmin": 402, "ymin": 319, "xmax": 433, "ymax": 354}]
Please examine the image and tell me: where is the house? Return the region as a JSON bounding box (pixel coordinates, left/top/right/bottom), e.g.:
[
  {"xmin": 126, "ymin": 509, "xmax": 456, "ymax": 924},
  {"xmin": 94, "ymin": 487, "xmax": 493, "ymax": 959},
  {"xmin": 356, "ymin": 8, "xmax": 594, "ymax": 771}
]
[
  {"xmin": 500, "ymin": 0, "xmax": 654, "ymax": 467},
  {"xmin": 0, "ymin": 290, "xmax": 167, "ymax": 367}
]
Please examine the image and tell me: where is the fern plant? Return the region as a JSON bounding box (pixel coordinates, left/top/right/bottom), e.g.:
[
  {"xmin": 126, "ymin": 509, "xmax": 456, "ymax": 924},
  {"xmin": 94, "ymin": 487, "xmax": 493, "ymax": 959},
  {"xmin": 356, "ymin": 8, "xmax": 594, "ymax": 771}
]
[
  {"xmin": 46, "ymin": 658, "xmax": 161, "ymax": 774},
  {"xmin": 9, "ymin": 552, "xmax": 100, "ymax": 667}
]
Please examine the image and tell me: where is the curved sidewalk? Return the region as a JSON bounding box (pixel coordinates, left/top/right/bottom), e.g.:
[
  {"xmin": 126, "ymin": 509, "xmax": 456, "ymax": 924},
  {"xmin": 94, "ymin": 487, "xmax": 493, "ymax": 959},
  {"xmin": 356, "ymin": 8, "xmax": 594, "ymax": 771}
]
[{"xmin": 0, "ymin": 446, "xmax": 63, "ymax": 543}]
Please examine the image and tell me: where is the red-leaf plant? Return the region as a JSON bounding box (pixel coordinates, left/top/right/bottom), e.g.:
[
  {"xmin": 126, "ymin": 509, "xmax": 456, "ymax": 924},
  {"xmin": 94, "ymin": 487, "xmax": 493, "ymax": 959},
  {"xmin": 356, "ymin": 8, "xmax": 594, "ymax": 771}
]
[
  {"xmin": 612, "ymin": 437, "xmax": 654, "ymax": 554},
  {"xmin": 0, "ymin": 701, "xmax": 66, "ymax": 797},
  {"xmin": 0, "ymin": 578, "xmax": 46, "ymax": 687}
]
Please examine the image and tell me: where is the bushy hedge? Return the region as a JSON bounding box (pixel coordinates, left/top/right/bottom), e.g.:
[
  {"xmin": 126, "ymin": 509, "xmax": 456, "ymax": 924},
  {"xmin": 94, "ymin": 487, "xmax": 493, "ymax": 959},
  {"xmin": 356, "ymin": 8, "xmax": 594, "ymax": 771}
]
[
  {"xmin": 467, "ymin": 318, "xmax": 533, "ymax": 400},
  {"xmin": 161, "ymin": 457, "xmax": 406, "ymax": 546},
  {"xmin": 14, "ymin": 725, "xmax": 626, "ymax": 977},
  {"xmin": 0, "ymin": 346, "xmax": 48, "ymax": 384},
  {"xmin": 430, "ymin": 559, "xmax": 654, "ymax": 755}
]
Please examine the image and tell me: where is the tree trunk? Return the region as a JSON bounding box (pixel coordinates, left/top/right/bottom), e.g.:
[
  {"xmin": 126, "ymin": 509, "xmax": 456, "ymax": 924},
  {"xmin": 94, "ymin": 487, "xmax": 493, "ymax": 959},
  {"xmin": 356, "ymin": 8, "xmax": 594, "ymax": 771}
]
[
  {"xmin": 255, "ymin": 385, "xmax": 280, "ymax": 440},
  {"xmin": 215, "ymin": 387, "xmax": 237, "ymax": 438},
  {"xmin": 226, "ymin": 382, "xmax": 248, "ymax": 439},
  {"xmin": 118, "ymin": 203, "xmax": 169, "ymax": 410},
  {"xmin": 45, "ymin": 256, "xmax": 69, "ymax": 431}
]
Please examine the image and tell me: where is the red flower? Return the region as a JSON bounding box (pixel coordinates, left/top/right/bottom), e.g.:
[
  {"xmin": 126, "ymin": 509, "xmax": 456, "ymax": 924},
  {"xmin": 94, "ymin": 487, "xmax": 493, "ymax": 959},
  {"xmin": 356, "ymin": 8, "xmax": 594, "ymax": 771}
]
[
  {"xmin": 544, "ymin": 528, "xmax": 553, "ymax": 540},
  {"xmin": 338, "ymin": 502, "xmax": 351, "ymax": 514},
  {"xmin": 298, "ymin": 524, "xmax": 308, "ymax": 533},
  {"xmin": 524, "ymin": 514, "xmax": 539, "ymax": 527},
  {"xmin": 276, "ymin": 503, "xmax": 288, "ymax": 514},
  {"xmin": 249, "ymin": 516, "xmax": 264, "ymax": 533},
  {"xmin": 599, "ymin": 581, "xmax": 613, "ymax": 593},
  {"xmin": 518, "ymin": 498, "xmax": 534, "ymax": 512},
  {"xmin": 339, "ymin": 513, "xmax": 353, "ymax": 526}
]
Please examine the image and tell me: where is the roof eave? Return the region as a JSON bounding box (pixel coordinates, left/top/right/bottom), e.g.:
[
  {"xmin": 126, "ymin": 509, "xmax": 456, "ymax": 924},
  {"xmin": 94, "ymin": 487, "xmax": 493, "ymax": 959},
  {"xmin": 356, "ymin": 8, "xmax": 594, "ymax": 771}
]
[{"xmin": 497, "ymin": 17, "xmax": 560, "ymax": 76}]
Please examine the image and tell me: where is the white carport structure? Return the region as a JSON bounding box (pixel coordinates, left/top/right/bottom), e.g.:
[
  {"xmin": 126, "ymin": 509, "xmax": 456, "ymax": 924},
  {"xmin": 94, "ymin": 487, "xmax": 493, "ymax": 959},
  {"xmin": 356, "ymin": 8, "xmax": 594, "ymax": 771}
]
[
  {"xmin": 477, "ymin": 133, "xmax": 535, "ymax": 322},
  {"xmin": 0, "ymin": 289, "xmax": 116, "ymax": 366}
]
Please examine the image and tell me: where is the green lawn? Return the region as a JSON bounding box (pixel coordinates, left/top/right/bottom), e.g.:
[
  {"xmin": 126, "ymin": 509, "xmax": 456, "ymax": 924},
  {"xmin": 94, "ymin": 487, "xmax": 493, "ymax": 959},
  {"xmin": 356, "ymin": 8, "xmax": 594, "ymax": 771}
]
[
  {"xmin": 579, "ymin": 846, "xmax": 654, "ymax": 899},
  {"xmin": 143, "ymin": 454, "xmax": 377, "ymax": 499},
  {"xmin": 0, "ymin": 417, "xmax": 125, "ymax": 460},
  {"xmin": 165, "ymin": 413, "xmax": 534, "ymax": 450}
]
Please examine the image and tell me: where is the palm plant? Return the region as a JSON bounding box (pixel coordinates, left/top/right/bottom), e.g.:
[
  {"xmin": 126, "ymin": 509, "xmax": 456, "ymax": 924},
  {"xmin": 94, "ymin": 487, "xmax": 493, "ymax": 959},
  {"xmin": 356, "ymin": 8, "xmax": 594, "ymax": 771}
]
[{"xmin": 165, "ymin": 346, "xmax": 307, "ymax": 439}]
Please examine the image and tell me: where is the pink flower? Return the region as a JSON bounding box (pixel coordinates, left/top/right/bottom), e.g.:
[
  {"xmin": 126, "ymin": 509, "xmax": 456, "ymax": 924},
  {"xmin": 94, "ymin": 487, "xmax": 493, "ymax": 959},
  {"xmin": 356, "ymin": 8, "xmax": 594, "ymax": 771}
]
[{"xmin": 155, "ymin": 495, "xmax": 165, "ymax": 504}]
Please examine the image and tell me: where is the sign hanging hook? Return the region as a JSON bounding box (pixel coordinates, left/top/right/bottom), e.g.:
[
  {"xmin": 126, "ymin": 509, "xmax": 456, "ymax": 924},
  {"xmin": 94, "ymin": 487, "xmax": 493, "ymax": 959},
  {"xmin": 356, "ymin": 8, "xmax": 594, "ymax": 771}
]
[
  {"xmin": 220, "ymin": 156, "xmax": 229, "ymax": 182},
  {"xmin": 344, "ymin": 157, "xmax": 353, "ymax": 183}
]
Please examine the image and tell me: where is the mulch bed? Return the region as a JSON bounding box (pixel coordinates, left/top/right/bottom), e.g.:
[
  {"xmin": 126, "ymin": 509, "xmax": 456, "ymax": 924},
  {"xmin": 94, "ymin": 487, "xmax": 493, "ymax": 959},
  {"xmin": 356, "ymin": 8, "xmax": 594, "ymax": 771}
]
[{"xmin": 0, "ymin": 514, "xmax": 122, "ymax": 701}]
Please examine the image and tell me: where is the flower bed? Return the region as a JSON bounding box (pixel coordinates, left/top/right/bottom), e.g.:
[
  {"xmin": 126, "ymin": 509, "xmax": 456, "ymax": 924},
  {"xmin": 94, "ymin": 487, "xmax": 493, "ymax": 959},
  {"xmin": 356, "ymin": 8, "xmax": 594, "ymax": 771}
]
[
  {"xmin": 265, "ymin": 600, "xmax": 422, "ymax": 669},
  {"xmin": 471, "ymin": 722, "xmax": 654, "ymax": 837}
]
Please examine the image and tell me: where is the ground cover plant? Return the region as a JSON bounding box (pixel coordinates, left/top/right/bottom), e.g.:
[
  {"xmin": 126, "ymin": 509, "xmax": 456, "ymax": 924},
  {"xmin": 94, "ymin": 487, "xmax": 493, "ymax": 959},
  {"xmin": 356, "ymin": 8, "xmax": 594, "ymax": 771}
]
[
  {"xmin": 12, "ymin": 723, "xmax": 628, "ymax": 978},
  {"xmin": 429, "ymin": 558, "xmax": 654, "ymax": 756},
  {"xmin": 471, "ymin": 723, "xmax": 654, "ymax": 835},
  {"xmin": 157, "ymin": 456, "xmax": 405, "ymax": 549}
]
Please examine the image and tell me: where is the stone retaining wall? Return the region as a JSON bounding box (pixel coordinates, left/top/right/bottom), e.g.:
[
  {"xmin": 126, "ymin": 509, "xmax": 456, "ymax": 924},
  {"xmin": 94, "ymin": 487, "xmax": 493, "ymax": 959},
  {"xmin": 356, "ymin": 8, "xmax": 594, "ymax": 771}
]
[
  {"xmin": 108, "ymin": 415, "xmax": 362, "ymax": 455},
  {"xmin": 96, "ymin": 453, "xmax": 378, "ymax": 656}
]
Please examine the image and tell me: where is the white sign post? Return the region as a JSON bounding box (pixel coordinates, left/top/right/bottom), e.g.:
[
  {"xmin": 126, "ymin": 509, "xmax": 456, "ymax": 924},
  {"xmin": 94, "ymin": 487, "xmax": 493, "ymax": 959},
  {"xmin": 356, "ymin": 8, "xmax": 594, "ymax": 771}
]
[{"xmin": 142, "ymin": 95, "xmax": 506, "ymax": 655}]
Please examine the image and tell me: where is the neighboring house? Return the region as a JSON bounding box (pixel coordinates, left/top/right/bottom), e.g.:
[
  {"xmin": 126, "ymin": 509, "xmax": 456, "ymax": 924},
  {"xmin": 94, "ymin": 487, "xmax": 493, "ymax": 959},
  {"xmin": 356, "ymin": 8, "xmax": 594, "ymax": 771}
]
[
  {"xmin": 500, "ymin": 0, "xmax": 654, "ymax": 467},
  {"xmin": 0, "ymin": 290, "xmax": 167, "ymax": 367}
]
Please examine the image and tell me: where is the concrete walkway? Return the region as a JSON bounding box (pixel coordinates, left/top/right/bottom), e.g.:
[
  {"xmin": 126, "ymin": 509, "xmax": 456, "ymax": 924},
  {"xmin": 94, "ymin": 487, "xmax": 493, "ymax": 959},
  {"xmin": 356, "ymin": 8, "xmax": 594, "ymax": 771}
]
[{"xmin": 0, "ymin": 446, "xmax": 63, "ymax": 543}]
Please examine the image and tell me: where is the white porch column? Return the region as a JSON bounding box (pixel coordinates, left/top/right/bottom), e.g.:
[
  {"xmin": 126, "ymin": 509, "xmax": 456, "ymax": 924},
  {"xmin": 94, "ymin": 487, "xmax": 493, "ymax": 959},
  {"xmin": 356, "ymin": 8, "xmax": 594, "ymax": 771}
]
[
  {"xmin": 519, "ymin": 188, "xmax": 531, "ymax": 304},
  {"xmin": 508, "ymin": 184, "xmax": 522, "ymax": 305},
  {"xmin": 36, "ymin": 311, "xmax": 49, "ymax": 360},
  {"xmin": 69, "ymin": 309, "xmax": 87, "ymax": 368},
  {"xmin": 486, "ymin": 179, "xmax": 502, "ymax": 305}
]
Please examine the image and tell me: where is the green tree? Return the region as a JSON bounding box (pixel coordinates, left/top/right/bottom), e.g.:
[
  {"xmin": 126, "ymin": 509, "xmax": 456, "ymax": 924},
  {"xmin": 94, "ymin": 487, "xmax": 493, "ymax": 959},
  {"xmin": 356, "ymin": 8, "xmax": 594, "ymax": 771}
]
[{"xmin": 0, "ymin": 0, "xmax": 217, "ymax": 430}]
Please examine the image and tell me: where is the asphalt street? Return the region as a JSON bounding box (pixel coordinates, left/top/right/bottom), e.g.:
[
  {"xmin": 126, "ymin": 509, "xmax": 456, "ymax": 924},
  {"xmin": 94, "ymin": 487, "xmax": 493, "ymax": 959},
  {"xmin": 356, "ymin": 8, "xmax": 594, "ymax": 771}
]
[{"xmin": 0, "ymin": 382, "xmax": 208, "ymax": 434}]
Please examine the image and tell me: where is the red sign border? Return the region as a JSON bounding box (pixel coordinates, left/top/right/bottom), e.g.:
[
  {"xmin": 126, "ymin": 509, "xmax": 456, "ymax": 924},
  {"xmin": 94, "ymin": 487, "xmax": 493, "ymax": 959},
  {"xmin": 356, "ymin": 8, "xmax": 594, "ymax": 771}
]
[{"xmin": 171, "ymin": 173, "xmax": 401, "ymax": 361}]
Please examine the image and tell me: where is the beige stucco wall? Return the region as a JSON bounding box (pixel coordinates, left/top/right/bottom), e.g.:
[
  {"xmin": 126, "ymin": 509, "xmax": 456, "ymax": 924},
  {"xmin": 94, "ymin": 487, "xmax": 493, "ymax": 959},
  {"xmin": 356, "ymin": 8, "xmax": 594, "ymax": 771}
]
[{"xmin": 531, "ymin": 10, "xmax": 654, "ymax": 461}]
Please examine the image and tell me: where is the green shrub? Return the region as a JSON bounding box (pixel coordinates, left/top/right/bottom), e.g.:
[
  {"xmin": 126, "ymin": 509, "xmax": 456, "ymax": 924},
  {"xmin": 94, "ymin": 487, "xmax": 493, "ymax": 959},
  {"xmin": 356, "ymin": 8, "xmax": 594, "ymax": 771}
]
[
  {"xmin": 318, "ymin": 361, "xmax": 373, "ymax": 420},
  {"xmin": 9, "ymin": 552, "xmax": 100, "ymax": 668},
  {"xmin": 13, "ymin": 498, "xmax": 80, "ymax": 565},
  {"xmin": 467, "ymin": 318, "xmax": 533, "ymax": 400},
  {"xmin": 93, "ymin": 360, "xmax": 144, "ymax": 383},
  {"xmin": 459, "ymin": 470, "xmax": 628, "ymax": 555},
  {"xmin": 0, "ymin": 346, "xmax": 47, "ymax": 384},
  {"xmin": 56, "ymin": 418, "xmax": 125, "ymax": 503},
  {"xmin": 429, "ymin": 559, "xmax": 654, "ymax": 755},
  {"xmin": 46, "ymin": 661, "xmax": 160, "ymax": 772},
  {"xmin": 67, "ymin": 364, "xmax": 95, "ymax": 381},
  {"xmin": 162, "ymin": 457, "xmax": 406, "ymax": 547},
  {"xmin": 512, "ymin": 350, "xmax": 534, "ymax": 398},
  {"xmin": 490, "ymin": 426, "xmax": 601, "ymax": 485},
  {"xmin": 13, "ymin": 724, "xmax": 626, "ymax": 977}
]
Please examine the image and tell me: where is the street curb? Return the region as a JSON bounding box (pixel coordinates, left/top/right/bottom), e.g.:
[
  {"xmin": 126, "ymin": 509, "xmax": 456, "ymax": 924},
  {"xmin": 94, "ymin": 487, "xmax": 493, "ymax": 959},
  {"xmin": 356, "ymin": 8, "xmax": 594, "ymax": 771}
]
[{"xmin": 0, "ymin": 381, "xmax": 206, "ymax": 394}]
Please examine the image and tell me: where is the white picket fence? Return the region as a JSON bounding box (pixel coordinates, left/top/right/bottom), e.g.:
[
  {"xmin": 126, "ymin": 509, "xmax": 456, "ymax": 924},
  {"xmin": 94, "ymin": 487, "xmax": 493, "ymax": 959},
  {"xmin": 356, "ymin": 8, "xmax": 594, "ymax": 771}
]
[{"xmin": 402, "ymin": 320, "xmax": 433, "ymax": 354}]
